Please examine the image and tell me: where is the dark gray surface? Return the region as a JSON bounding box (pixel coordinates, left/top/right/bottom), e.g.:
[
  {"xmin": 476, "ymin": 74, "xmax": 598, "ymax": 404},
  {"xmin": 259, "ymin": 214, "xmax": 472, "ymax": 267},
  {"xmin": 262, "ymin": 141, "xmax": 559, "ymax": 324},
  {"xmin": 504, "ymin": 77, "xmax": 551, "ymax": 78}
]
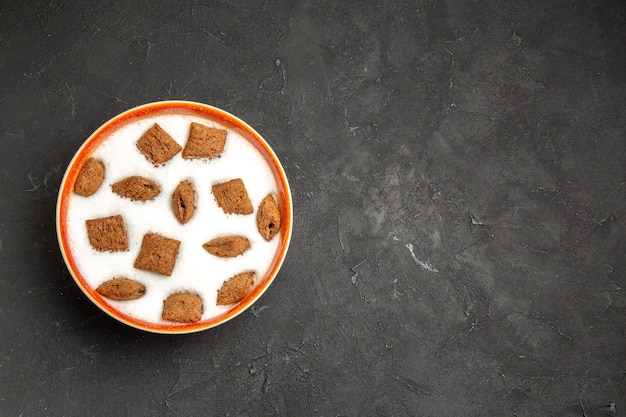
[{"xmin": 1, "ymin": 1, "xmax": 624, "ymax": 416}]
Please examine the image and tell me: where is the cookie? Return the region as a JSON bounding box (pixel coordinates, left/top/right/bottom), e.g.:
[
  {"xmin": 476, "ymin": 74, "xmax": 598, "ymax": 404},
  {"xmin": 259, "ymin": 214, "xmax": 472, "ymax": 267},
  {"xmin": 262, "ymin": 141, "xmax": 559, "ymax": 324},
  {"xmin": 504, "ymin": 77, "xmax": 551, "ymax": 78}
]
[
  {"xmin": 162, "ymin": 292, "xmax": 203, "ymax": 323},
  {"xmin": 212, "ymin": 178, "xmax": 253, "ymax": 214},
  {"xmin": 85, "ymin": 215, "xmax": 128, "ymax": 252},
  {"xmin": 136, "ymin": 123, "xmax": 182, "ymax": 165},
  {"xmin": 134, "ymin": 233, "xmax": 181, "ymax": 276},
  {"xmin": 96, "ymin": 278, "xmax": 146, "ymax": 300},
  {"xmin": 202, "ymin": 235, "xmax": 250, "ymax": 258},
  {"xmin": 256, "ymin": 194, "xmax": 281, "ymax": 241},
  {"xmin": 74, "ymin": 157, "xmax": 105, "ymax": 196},
  {"xmin": 182, "ymin": 122, "xmax": 227, "ymax": 160},
  {"xmin": 217, "ymin": 271, "xmax": 254, "ymax": 305},
  {"xmin": 111, "ymin": 176, "xmax": 160, "ymax": 201},
  {"xmin": 171, "ymin": 180, "xmax": 195, "ymax": 224}
]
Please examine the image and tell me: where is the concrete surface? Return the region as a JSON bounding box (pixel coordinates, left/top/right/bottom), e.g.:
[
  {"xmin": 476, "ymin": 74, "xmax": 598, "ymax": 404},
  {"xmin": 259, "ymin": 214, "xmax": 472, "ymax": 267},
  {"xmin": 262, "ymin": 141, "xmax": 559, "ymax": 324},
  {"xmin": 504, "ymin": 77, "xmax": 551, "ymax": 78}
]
[{"xmin": 0, "ymin": 1, "xmax": 624, "ymax": 416}]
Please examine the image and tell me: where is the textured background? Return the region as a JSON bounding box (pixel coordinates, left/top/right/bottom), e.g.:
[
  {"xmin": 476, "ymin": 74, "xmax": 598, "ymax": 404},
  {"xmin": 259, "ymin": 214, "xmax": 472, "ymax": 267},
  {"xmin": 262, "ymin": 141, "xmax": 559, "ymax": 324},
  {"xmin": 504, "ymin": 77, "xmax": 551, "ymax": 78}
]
[{"xmin": 0, "ymin": 1, "xmax": 624, "ymax": 416}]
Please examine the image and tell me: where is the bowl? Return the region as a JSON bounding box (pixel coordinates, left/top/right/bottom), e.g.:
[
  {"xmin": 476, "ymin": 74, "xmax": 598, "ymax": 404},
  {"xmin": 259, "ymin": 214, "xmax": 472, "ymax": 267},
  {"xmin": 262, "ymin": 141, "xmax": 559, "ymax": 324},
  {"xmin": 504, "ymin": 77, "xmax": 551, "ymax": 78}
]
[{"xmin": 56, "ymin": 101, "xmax": 292, "ymax": 333}]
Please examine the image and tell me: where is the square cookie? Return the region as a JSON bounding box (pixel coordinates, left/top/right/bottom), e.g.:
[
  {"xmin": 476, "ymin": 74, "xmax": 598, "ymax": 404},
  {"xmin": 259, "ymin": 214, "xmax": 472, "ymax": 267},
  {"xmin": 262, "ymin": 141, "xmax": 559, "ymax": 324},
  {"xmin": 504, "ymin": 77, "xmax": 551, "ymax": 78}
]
[
  {"xmin": 134, "ymin": 233, "xmax": 181, "ymax": 276},
  {"xmin": 212, "ymin": 178, "xmax": 253, "ymax": 214},
  {"xmin": 136, "ymin": 123, "xmax": 182, "ymax": 165},
  {"xmin": 162, "ymin": 292, "xmax": 203, "ymax": 323},
  {"xmin": 85, "ymin": 215, "xmax": 128, "ymax": 252},
  {"xmin": 182, "ymin": 122, "xmax": 227, "ymax": 159}
]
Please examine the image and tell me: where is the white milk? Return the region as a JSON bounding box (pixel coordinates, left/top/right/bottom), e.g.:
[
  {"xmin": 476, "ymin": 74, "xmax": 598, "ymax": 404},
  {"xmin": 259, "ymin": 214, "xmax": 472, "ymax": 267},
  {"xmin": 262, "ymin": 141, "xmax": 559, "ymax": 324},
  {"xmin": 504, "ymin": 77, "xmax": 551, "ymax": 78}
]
[{"xmin": 66, "ymin": 114, "xmax": 279, "ymax": 324}]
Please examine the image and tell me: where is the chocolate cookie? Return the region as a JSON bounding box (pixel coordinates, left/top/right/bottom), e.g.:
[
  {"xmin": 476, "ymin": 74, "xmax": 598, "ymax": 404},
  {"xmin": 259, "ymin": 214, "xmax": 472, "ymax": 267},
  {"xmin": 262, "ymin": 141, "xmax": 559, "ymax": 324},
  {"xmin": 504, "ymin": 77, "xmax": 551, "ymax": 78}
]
[
  {"xmin": 111, "ymin": 176, "xmax": 160, "ymax": 201},
  {"xmin": 217, "ymin": 271, "xmax": 254, "ymax": 305},
  {"xmin": 74, "ymin": 157, "xmax": 105, "ymax": 196},
  {"xmin": 171, "ymin": 180, "xmax": 195, "ymax": 224},
  {"xmin": 85, "ymin": 215, "xmax": 128, "ymax": 252},
  {"xmin": 212, "ymin": 178, "xmax": 253, "ymax": 214},
  {"xmin": 162, "ymin": 292, "xmax": 203, "ymax": 323},
  {"xmin": 202, "ymin": 235, "xmax": 250, "ymax": 258},
  {"xmin": 256, "ymin": 194, "xmax": 281, "ymax": 241},
  {"xmin": 136, "ymin": 123, "xmax": 182, "ymax": 165},
  {"xmin": 134, "ymin": 233, "xmax": 181, "ymax": 276},
  {"xmin": 96, "ymin": 278, "xmax": 146, "ymax": 300},
  {"xmin": 182, "ymin": 122, "xmax": 227, "ymax": 159}
]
